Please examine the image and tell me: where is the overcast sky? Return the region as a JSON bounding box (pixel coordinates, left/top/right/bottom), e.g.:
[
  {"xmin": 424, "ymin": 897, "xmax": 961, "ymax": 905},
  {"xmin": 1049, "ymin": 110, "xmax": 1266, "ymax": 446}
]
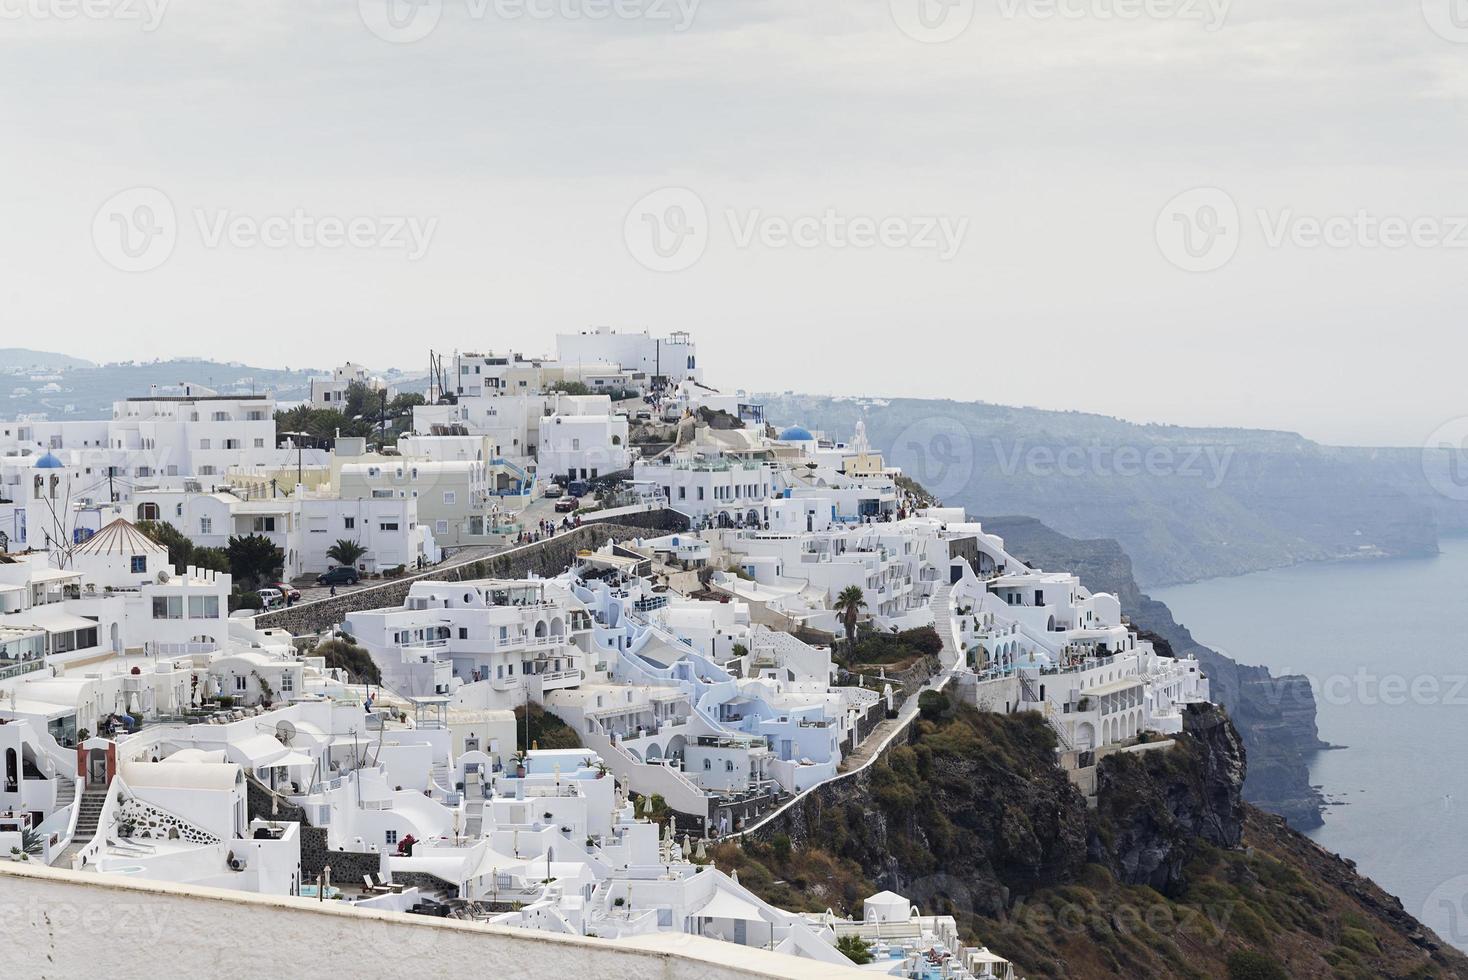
[{"xmin": 1, "ymin": 0, "xmax": 1464, "ymax": 447}]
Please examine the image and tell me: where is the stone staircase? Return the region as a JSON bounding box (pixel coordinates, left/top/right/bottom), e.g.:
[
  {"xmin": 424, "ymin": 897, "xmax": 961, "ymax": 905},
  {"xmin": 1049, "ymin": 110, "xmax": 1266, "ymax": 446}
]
[
  {"xmin": 53, "ymin": 788, "xmax": 108, "ymax": 868},
  {"xmin": 54, "ymin": 776, "xmax": 76, "ymax": 811},
  {"xmin": 73, "ymin": 788, "xmax": 107, "ymax": 839}
]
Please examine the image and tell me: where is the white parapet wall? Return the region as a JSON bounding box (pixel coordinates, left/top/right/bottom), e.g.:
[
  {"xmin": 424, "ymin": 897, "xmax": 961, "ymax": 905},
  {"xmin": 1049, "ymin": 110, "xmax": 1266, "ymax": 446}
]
[{"xmin": 0, "ymin": 863, "xmax": 864, "ymax": 980}]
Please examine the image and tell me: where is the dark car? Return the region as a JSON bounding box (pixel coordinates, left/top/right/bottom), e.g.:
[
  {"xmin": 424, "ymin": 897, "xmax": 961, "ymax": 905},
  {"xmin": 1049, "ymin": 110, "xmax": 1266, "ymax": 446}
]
[
  {"xmin": 269, "ymin": 582, "xmax": 302, "ymax": 602},
  {"xmin": 554, "ymin": 496, "xmax": 580, "ymax": 513},
  {"xmin": 317, "ymin": 566, "xmax": 360, "ymax": 586}
]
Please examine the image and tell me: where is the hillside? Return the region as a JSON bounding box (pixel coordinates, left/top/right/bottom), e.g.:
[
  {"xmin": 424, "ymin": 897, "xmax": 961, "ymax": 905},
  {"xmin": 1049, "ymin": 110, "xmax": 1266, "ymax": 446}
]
[
  {"xmin": 714, "ymin": 700, "xmax": 1466, "ymax": 979},
  {"xmin": 0, "ymin": 348, "xmax": 95, "ymax": 371},
  {"xmin": 760, "ymin": 394, "xmax": 1460, "ymax": 588},
  {"xmin": 0, "ymin": 354, "xmax": 426, "ymax": 419}
]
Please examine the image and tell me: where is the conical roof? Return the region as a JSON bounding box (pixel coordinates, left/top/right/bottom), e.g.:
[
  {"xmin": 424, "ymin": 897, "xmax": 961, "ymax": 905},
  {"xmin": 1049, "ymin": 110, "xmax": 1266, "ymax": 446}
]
[{"xmin": 73, "ymin": 518, "xmax": 167, "ymax": 557}]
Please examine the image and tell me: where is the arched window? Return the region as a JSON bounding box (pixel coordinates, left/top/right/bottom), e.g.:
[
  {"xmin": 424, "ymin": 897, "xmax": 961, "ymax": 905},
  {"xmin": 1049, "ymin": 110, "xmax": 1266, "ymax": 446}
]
[{"xmin": 137, "ymin": 502, "xmax": 160, "ymax": 522}]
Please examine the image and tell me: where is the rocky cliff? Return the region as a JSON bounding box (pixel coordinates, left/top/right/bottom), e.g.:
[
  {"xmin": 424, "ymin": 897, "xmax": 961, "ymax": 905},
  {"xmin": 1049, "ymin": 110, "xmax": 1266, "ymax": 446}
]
[
  {"xmin": 719, "ymin": 699, "xmax": 1468, "ymax": 979},
  {"xmin": 978, "ymin": 514, "xmax": 1328, "ymax": 829}
]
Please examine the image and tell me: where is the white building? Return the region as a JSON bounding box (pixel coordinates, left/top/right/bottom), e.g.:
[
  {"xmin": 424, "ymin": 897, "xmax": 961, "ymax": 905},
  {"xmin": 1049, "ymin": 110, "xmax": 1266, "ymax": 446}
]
[
  {"xmin": 537, "ymin": 413, "xmax": 632, "ymax": 484},
  {"xmin": 557, "ymin": 327, "xmax": 701, "ymax": 387},
  {"xmin": 309, "ymin": 362, "xmax": 395, "ymax": 409}
]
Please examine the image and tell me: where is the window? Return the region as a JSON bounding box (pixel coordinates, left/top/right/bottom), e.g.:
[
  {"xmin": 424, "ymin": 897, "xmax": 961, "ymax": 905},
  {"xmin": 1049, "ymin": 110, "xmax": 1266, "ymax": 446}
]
[
  {"xmin": 343, "ymin": 517, "xmax": 355, "ymax": 530},
  {"xmin": 199, "ymin": 439, "xmax": 210, "ymax": 450},
  {"xmin": 253, "ymin": 517, "xmax": 276, "ymax": 533},
  {"xmin": 458, "ymin": 628, "xmax": 468, "ymax": 640},
  {"xmin": 152, "ymin": 596, "xmax": 184, "ymax": 620},
  {"xmin": 725, "ymin": 760, "xmax": 735, "ymax": 772},
  {"xmin": 224, "ymin": 439, "xmax": 240, "ymax": 450},
  {"xmin": 130, "ymin": 555, "xmax": 147, "ymax": 574},
  {"xmin": 188, "ymin": 595, "xmax": 220, "ymax": 619},
  {"xmin": 234, "ymin": 675, "xmax": 247, "ymax": 692},
  {"xmin": 199, "ymin": 517, "xmax": 212, "ymax": 535},
  {"xmin": 703, "ymin": 759, "xmax": 712, "ymax": 771},
  {"xmin": 280, "ymin": 673, "xmax": 293, "ymax": 692},
  {"xmin": 435, "ymin": 520, "xmax": 448, "ymax": 534},
  {"xmin": 380, "ymin": 522, "xmax": 399, "ymax": 532},
  {"xmin": 253, "ymin": 439, "xmax": 265, "ymax": 449},
  {"xmin": 442, "ymin": 491, "xmax": 456, "ymax": 505}
]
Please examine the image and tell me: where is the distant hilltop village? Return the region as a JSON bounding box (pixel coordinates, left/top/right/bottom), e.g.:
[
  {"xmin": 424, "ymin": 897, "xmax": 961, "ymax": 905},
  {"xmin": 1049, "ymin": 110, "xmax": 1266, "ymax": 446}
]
[{"xmin": 0, "ymin": 328, "xmax": 1211, "ymax": 979}]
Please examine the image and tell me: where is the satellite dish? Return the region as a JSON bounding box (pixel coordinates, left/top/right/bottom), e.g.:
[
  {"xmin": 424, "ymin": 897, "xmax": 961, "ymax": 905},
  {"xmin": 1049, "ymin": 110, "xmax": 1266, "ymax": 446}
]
[
  {"xmin": 157, "ymin": 569, "xmax": 171, "ymax": 584},
  {"xmin": 276, "ymin": 720, "xmax": 297, "ymax": 745}
]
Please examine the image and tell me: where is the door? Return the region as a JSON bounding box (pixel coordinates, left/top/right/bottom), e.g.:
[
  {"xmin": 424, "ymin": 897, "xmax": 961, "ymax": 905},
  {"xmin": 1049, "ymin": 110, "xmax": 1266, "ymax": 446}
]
[{"xmin": 88, "ymin": 750, "xmax": 108, "ymax": 787}]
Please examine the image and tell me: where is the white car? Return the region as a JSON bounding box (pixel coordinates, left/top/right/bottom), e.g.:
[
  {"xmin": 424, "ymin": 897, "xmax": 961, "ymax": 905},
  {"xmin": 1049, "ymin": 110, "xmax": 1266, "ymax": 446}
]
[{"xmin": 256, "ymin": 587, "xmax": 285, "ymax": 610}]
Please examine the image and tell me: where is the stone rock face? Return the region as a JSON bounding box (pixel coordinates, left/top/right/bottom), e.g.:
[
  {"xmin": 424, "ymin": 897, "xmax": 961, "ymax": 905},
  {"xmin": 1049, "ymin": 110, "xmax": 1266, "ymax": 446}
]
[
  {"xmin": 750, "ymin": 711, "xmax": 1090, "ymax": 918},
  {"xmin": 978, "ymin": 515, "xmax": 1327, "ymax": 829},
  {"xmin": 1087, "ymin": 703, "xmax": 1246, "ymax": 894}
]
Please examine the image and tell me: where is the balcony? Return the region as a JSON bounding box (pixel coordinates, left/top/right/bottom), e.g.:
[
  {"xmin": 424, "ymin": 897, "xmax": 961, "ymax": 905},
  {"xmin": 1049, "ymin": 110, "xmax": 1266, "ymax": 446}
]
[{"xmin": 0, "ymin": 660, "xmax": 44, "ymax": 682}]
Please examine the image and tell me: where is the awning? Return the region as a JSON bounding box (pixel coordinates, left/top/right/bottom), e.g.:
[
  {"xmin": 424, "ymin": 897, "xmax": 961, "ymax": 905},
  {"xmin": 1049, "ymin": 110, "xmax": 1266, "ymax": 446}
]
[
  {"xmin": 14, "ymin": 613, "xmax": 98, "ymax": 633},
  {"xmin": 265, "ymin": 750, "xmax": 314, "ymax": 769},
  {"xmin": 227, "ymin": 733, "xmax": 288, "ymax": 767},
  {"xmin": 693, "ymin": 889, "xmax": 767, "ymax": 922}
]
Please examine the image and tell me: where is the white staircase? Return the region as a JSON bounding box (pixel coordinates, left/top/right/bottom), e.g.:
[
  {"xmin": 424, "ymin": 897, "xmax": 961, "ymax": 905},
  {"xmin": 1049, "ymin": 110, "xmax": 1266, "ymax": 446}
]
[{"xmin": 927, "ymin": 583, "xmax": 961, "ymax": 671}]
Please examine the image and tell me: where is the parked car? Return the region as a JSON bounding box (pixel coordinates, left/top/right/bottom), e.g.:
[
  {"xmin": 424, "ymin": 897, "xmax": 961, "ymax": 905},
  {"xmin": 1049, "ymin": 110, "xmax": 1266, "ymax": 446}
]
[
  {"xmin": 542, "ymin": 484, "xmax": 564, "ymax": 499},
  {"xmin": 316, "ymin": 566, "xmax": 360, "ymax": 587},
  {"xmin": 554, "ymin": 496, "xmax": 580, "ymax": 513},
  {"xmin": 255, "ymin": 588, "xmax": 285, "ymax": 609},
  {"xmin": 269, "ymin": 582, "xmax": 302, "ymax": 602}
]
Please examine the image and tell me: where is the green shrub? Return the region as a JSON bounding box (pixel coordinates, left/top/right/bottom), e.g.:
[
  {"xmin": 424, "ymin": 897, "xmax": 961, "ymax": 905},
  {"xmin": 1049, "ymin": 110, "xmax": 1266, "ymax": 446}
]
[
  {"xmin": 835, "ymin": 934, "xmax": 873, "ymax": 965},
  {"xmin": 1226, "ymin": 950, "xmax": 1288, "ymax": 980}
]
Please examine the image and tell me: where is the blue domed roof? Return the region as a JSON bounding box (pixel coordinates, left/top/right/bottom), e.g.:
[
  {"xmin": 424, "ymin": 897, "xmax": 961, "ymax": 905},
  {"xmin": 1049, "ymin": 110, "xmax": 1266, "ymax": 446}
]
[
  {"xmin": 779, "ymin": 425, "xmax": 814, "ymax": 442},
  {"xmin": 33, "ymin": 452, "xmax": 64, "ymax": 469}
]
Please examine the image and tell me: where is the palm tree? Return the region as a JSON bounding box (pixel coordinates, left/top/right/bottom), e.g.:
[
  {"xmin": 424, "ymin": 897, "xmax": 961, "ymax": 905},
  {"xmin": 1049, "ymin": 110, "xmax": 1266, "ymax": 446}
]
[
  {"xmin": 834, "ymin": 585, "xmax": 867, "ymax": 652},
  {"xmin": 326, "ymin": 539, "xmax": 367, "ymax": 569}
]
